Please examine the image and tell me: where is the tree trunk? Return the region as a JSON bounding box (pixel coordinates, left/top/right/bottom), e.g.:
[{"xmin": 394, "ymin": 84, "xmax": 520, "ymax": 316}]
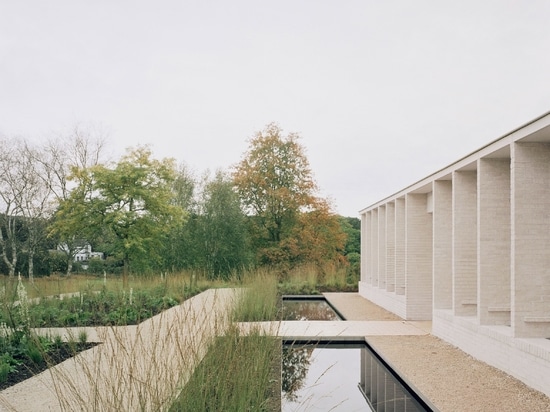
[
  {"xmin": 0, "ymin": 228, "xmax": 16, "ymax": 278},
  {"xmin": 28, "ymin": 249, "xmax": 34, "ymax": 283},
  {"xmin": 66, "ymin": 258, "xmax": 73, "ymax": 276},
  {"xmin": 123, "ymin": 255, "xmax": 130, "ymax": 289}
]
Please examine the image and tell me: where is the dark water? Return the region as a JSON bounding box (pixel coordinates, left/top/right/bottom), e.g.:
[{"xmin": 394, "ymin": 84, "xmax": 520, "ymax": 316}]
[
  {"xmin": 282, "ymin": 343, "xmax": 432, "ymax": 412},
  {"xmin": 282, "ymin": 298, "xmax": 342, "ymax": 321}
]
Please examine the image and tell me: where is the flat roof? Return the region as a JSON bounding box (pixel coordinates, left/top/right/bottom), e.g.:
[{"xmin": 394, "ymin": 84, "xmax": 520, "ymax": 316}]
[{"xmin": 359, "ymin": 110, "xmax": 550, "ymax": 213}]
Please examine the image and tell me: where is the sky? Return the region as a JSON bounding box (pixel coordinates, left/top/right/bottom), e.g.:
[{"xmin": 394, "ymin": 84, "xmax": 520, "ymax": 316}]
[{"xmin": 1, "ymin": 1, "xmax": 550, "ymax": 217}]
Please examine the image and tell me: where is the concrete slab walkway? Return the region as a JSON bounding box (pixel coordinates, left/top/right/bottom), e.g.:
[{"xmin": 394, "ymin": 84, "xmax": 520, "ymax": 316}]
[
  {"xmin": 238, "ymin": 292, "xmax": 430, "ymax": 340},
  {"xmin": 0, "ymin": 288, "xmax": 238, "ymax": 412},
  {"xmin": 239, "ymin": 320, "xmax": 428, "ymax": 340}
]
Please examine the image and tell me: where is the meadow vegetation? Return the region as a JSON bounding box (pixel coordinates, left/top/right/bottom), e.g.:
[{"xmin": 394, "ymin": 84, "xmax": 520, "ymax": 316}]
[{"xmin": 0, "ymin": 265, "xmax": 355, "ymax": 408}]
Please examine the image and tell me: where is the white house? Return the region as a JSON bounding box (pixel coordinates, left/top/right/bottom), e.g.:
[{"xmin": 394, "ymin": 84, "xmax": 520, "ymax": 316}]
[{"xmin": 57, "ymin": 242, "xmax": 104, "ymax": 262}]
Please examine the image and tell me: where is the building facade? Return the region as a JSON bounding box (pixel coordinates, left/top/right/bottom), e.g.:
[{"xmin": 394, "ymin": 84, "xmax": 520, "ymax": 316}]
[{"xmin": 359, "ymin": 111, "xmax": 550, "ymax": 397}]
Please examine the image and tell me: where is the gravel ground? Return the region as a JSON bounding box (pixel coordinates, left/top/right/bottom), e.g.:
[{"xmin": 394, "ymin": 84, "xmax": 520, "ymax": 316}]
[
  {"xmin": 325, "ymin": 293, "xmax": 550, "ymax": 412},
  {"xmin": 368, "ymin": 334, "xmax": 550, "ymax": 412}
]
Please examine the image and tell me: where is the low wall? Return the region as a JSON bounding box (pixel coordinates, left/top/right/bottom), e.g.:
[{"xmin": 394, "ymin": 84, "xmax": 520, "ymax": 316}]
[
  {"xmin": 358, "ymin": 282, "xmax": 407, "ymax": 319},
  {"xmin": 433, "ymin": 309, "xmax": 550, "ymax": 398}
]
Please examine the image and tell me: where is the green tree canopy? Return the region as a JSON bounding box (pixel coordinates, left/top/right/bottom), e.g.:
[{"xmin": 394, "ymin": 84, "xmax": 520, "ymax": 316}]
[
  {"xmin": 339, "ymin": 216, "xmax": 360, "ymax": 255},
  {"xmin": 195, "ymin": 170, "xmax": 251, "ymax": 279},
  {"xmin": 52, "ymin": 146, "xmax": 185, "ymax": 285}
]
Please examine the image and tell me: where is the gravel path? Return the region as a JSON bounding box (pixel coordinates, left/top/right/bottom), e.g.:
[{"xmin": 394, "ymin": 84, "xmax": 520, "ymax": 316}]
[{"xmin": 325, "ymin": 293, "xmax": 550, "ymax": 412}]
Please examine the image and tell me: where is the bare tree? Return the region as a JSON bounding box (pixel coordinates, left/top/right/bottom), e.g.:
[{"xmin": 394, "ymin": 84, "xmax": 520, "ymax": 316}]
[
  {"xmin": 36, "ymin": 124, "xmax": 109, "ymax": 201},
  {"xmin": 19, "ymin": 142, "xmax": 56, "ymax": 282},
  {"xmin": 0, "ymin": 126, "xmax": 108, "ymax": 279},
  {"xmin": 0, "ymin": 137, "xmax": 29, "ymax": 277},
  {"xmin": 36, "ymin": 125, "xmax": 108, "ymax": 275}
]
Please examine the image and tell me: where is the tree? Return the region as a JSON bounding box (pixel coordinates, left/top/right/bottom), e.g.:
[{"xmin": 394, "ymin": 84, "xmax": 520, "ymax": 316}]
[
  {"xmin": 53, "ymin": 146, "xmax": 185, "ymax": 286},
  {"xmin": 233, "ymin": 123, "xmax": 346, "ymax": 269},
  {"xmin": 339, "ymin": 216, "xmax": 360, "ymax": 256},
  {"xmin": 233, "ymin": 123, "xmax": 318, "ymax": 251},
  {"xmin": 284, "ymin": 200, "xmax": 347, "ymax": 270},
  {"xmin": 37, "ymin": 126, "xmax": 107, "ymax": 275},
  {"xmin": 195, "ymin": 170, "xmax": 251, "ymax": 279},
  {"xmin": 161, "ymin": 163, "xmax": 197, "ymax": 272},
  {"xmin": 0, "ymin": 137, "xmax": 23, "ymax": 277},
  {"xmin": 18, "ymin": 142, "xmax": 53, "ymax": 281}
]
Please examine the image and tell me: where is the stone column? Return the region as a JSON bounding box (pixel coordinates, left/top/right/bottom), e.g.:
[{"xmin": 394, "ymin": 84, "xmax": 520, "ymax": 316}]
[
  {"xmin": 511, "ymin": 142, "xmax": 550, "ymax": 338},
  {"xmin": 378, "ymin": 205, "xmax": 387, "ymax": 289},
  {"xmin": 433, "ymin": 180, "xmax": 453, "ymax": 310},
  {"xmin": 478, "ymin": 158, "xmax": 511, "ymax": 325},
  {"xmin": 371, "ymin": 208, "xmax": 379, "ymax": 287},
  {"xmin": 395, "ymin": 197, "xmax": 406, "ymax": 295},
  {"xmin": 386, "ymin": 201, "xmax": 396, "ymax": 293},
  {"xmin": 452, "ymin": 170, "xmax": 477, "ymax": 316},
  {"xmin": 361, "ymin": 212, "xmax": 370, "ymax": 284},
  {"xmin": 405, "ymin": 193, "xmax": 433, "ymax": 320}
]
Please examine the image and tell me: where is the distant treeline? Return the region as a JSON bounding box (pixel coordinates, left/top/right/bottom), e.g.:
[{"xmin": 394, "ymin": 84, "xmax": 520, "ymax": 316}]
[{"xmin": 0, "ymin": 123, "xmax": 359, "ymax": 281}]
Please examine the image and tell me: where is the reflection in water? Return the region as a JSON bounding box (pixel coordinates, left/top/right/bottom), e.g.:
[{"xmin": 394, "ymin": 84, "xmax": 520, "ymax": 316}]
[
  {"xmin": 281, "ymin": 346, "xmax": 314, "ymax": 402},
  {"xmin": 282, "ymin": 343, "xmax": 432, "ymax": 412},
  {"xmin": 282, "ymin": 299, "xmax": 341, "ymax": 321},
  {"xmin": 359, "ymin": 345, "xmax": 428, "ymax": 411},
  {"xmin": 282, "ymin": 345, "xmax": 369, "ymax": 411}
]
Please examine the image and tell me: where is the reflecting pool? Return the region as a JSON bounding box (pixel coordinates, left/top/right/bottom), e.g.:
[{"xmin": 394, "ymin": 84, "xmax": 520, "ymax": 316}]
[
  {"xmin": 282, "ymin": 296, "xmax": 342, "ymax": 321},
  {"xmin": 282, "ymin": 342, "xmax": 434, "ymax": 412}
]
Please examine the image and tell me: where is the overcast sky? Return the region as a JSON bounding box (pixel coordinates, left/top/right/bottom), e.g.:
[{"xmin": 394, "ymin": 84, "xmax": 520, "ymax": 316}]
[{"xmin": 1, "ymin": 1, "xmax": 549, "ymax": 217}]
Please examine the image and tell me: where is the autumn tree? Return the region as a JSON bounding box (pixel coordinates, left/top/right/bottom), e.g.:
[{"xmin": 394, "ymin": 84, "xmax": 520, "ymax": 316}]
[
  {"xmin": 283, "ymin": 200, "xmax": 347, "ymax": 271},
  {"xmin": 233, "ymin": 123, "xmax": 346, "ymax": 268},
  {"xmin": 53, "ymin": 146, "xmax": 185, "ymax": 286},
  {"xmin": 233, "ymin": 123, "xmax": 317, "ymax": 245}
]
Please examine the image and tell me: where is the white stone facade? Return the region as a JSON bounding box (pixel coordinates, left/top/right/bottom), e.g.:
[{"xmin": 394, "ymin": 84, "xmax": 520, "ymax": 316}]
[{"xmin": 359, "ymin": 111, "xmax": 550, "ymax": 397}]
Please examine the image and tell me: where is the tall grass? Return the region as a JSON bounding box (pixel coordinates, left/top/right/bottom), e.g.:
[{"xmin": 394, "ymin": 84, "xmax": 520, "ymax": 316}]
[
  {"xmin": 170, "ymin": 272, "xmax": 281, "ymax": 411},
  {"xmin": 0, "ymin": 270, "xmax": 229, "ymax": 301},
  {"xmin": 170, "ymin": 327, "xmax": 280, "ymax": 412},
  {"xmin": 232, "ymin": 270, "xmax": 280, "ymax": 322},
  {"xmin": 0, "ymin": 265, "xmax": 356, "ymax": 411},
  {"xmin": 278, "ymin": 263, "xmax": 355, "ymax": 295}
]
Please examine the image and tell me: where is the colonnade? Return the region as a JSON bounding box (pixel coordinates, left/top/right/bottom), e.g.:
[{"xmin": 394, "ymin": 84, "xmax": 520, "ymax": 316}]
[{"xmin": 359, "ymin": 112, "xmax": 550, "ymax": 396}]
